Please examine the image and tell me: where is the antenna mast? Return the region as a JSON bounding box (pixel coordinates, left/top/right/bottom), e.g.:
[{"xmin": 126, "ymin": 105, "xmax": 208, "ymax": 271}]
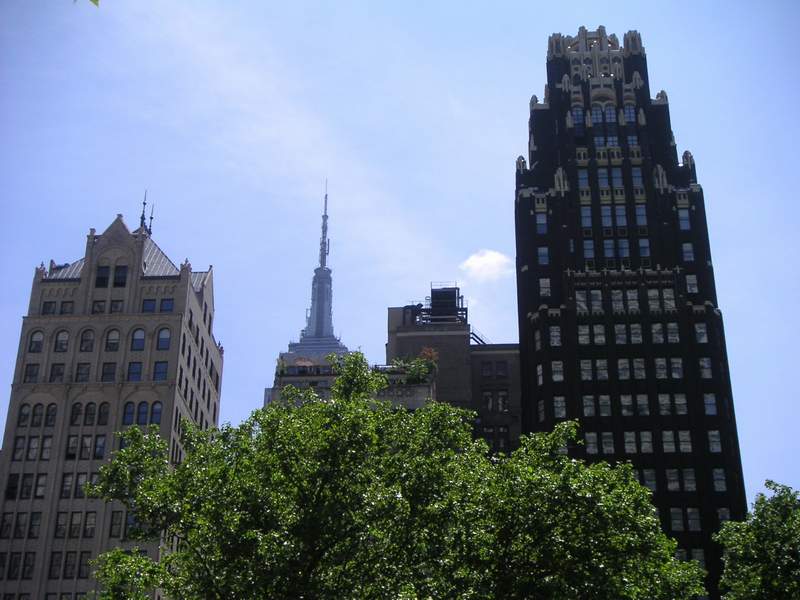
[{"xmin": 318, "ymin": 179, "xmax": 329, "ymax": 268}]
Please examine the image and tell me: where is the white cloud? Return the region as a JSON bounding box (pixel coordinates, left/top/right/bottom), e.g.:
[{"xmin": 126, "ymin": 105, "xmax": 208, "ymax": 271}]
[{"xmin": 459, "ymin": 249, "xmax": 513, "ymax": 282}]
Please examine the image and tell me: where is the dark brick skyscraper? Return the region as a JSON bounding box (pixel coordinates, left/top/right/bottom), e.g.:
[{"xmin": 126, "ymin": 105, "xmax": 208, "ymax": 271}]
[{"xmin": 514, "ymin": 26, "xmax": 746, "ymax": 599}]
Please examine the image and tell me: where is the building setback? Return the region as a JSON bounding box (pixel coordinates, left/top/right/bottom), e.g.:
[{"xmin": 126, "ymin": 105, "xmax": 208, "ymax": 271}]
[
  {"xmin": 514, "ymin": 26, "xmax": 747, "ymax": 599},
  {"xmin": 0, "ymin": 213, "xmax": 223, "ymax": 598}
]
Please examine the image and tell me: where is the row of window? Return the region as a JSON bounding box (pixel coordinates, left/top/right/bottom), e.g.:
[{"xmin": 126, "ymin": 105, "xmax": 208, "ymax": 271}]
[
  {"xmin": 583, "ymin": 429, "xmax": 723, "ymax": 455},
  {"xmin": 4, "ymin": 474, "xmax": 47, "ymax": 500},
  {"xmin": 0, "ymin": 512, "xmax": 41, "ymax": 539},
  {"xmin": 543, "ymin": 322, "xmax": 708, "ymax": 347},
  {"xmin": 481, "ymin": 425, "xmax": 510, "ymax": 451},
  {"xmin": 23, "ymin": 360, "xmax": 169, "ymax": 383},
  {"xmin": 122, "ymin": 401, "xmax": 162, "ymax": 426},
  {"xmin": 537, "ymin": 393, "xmax": 719, "ymax": 422},
  {"xmin": 480, "ymin": 360, "xmax": 509, "ymax": 378},
  {"xmin": 536, "ymin": 356, "xmax": 713, "ymax": 384},
  {"xmin": 537, "ymin": 240, "xmax": 696, "ymax": 267},
  {"xmin": 0, "ymin": 552, "xmax": 36, "ymax": 581},
  {"xmin": 42, "ymin": 297, "xmax": 174, "ymax": 316},
  {"xmin": 65, "ymin": 434, "xmax": 106, "ymax": 460},
  {"xmin": 11, "ymin": 436, "xmax": 53, "ymax": 461},
  {"xmin": 68, "ymin": 402, "xmax": 110, "ymax": 426},
  {"xmin": 28, "ymin": 326, "xmax": 171, "ymax": 354},
  {"xmin": 481, "ymin": 390, "xmax": 510, "ymax": 412},
  {"xmin": 48, "ymin": 550, "xmax": 92, "ymax": 580},
  {"xmin": 538, "ymin": 275, "xmax": 700, "ymax": 300},
  {"xmin": 16, "ymin": 403, "xmax": 57, "ymax": 427}
]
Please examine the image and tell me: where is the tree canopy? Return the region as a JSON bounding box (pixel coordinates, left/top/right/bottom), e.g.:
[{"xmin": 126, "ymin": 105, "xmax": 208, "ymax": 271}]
[
  {"xmin": 88, "ymin": 352, "xmax": 704, "ymax": 599},
  {"xmin": 715, "ymin": 480, "xmax": 800, "ymax": 600}
]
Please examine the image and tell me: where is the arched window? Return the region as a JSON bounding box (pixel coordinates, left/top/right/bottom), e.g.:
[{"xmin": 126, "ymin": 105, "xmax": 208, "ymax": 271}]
[
  {"xmin": 604, "ymin": 105, "xmax": 616, "ymax": 124},
  {"xmin": 84, "ymin": 402, "xmax": 96, "ymax": 426},
  {"xmin": 70, "ymin": 403, "xmax": 82, "ymax": 426},
  {"xmin": 28, "ymin": 331, "xmax": 44, "ymax": 353},
  {"xmin": 54, "ymin": 330, "xmax": 69, "ymax": 353},
  {"xmin": 17, "ymin": 404, "xmax": 30, "ymax": 427},
  {"xmin": 98, "ymin": 402, "xmax": 110, "ymax": 426},
  {"xmin": 31, "ymin": 404, "xmax": 44, "ymax": 427},
  {"xmin": 137, "ymin": 402, "xmax": 149, "ymax": 425},
  {"xmin": 150, "ymin": 401, "xmax": 162, "ymax": 425},
  {"xmin": 591, "ymin": 104, "xmax": 603, "ymax": 125},
  {"xmin": 122, "ymin": 402, "xmax": 135, "ymax": 426},
  {"xmin": 80, "ymin": 330, "xmax": 95, "ymax": 353},
  {"xmin": 157, "ymin": 328, "xmax": 171, "ymax": 351},
  {"xmin": 106, "ymin": 329, "xmax": 120, "ymax": 352},
  {"xmin": 45, "ymin": 403, "xmax": 57, "ymax": 427},
  {"xmin": 131, "ymin": 329, "xmax": 145, "ymax": 352}
]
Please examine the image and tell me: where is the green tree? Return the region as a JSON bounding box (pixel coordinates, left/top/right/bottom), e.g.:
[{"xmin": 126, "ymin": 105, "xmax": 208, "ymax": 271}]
[
  {"xmin": 88, "ymin": 352, "xmax": 704, "ymax": 599},
  {"xmin": 715, "ymin": 480, "xmax": 800, "ymax": 600}
]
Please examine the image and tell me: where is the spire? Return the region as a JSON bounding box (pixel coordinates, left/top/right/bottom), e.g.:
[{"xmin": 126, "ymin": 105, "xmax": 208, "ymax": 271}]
[
  {"xmin": 318, "ymin": 179, "xmax": 330, "ymax": 269},
  {"xmin": 140, "ymin": 190, "xmax": 148, "ymax": 232}
]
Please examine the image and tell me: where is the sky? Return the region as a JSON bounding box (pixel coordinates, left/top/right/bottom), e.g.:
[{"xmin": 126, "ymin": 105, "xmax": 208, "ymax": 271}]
[{"xmin": 1, "ymin": 0, "xmax": 799, "ymax": 503}]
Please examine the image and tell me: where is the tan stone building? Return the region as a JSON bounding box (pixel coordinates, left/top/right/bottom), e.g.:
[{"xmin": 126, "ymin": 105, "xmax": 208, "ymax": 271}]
[{"xmin": 0, "ymin": 214, "xmax": 223, "ymax": 598}]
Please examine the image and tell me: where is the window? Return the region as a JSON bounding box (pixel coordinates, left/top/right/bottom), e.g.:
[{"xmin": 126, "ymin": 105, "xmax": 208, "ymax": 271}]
[
  {"xmin": 537, "ymin": 399, "xmax": 544, "ymax": 422},
  {"xmin": 83, "ymin": 403, "xmax": 96, "ymax": 426},
  {"xmin": 109, "ymin": 511, "xmax": 123, "ymax": 538},
  {"xmin": 113, "ymin": 265, "xmax": 128, "ymax": 287},
  {"xmin": 663, "ymin": 289, "xmax": 676, "ymax": 311},
  {"xmin": 618, "ymin": 358, "xmax": 630, "ymax": 380},
  {"xmin": 45, "ymin": 403, "xmax": 57, "ymax": 426},
  {"xmin": 640, "ymin": 430, "xmax": 653, "ymax": 453},
  {"xmin": 639, "ymin": 238, "xmax": 650, "ymax": 257},
  {"xmin": 42, "ymin": 301, "xmax": 56, "ymax": 315},
  {"xmin": 95, "ymin": 265, "xmax": 110, "ymax": 287},
  {"xmin": 78, "ymin": 551, "xmax": 91, "ymax": 578},
  {"xmin": 101, "ymin": 362, "xmax": 116, "ymax": 382},
  {"xmin": 599, "ymin": 395, "xmax": 611, "ymax": 416},
  {"xmin": 682, "ymin": 242, "xmax": 695, "ymax": 262},
  {"xmin": 496, "ymin": 361, "xmax": 508, "ymax": 378},
  {"xmin": 6, "ymin": 473, "xmax": 20, "ymax": 500},
  {"xmin": 110, "ymin": 299, "xmax": 123, "ymax": 313},
  {"xmin": 597, "ymin": 168, "xmax": 609, "ymax": 188},
  {"xmin": 601, "ymin": 206, "xmax": 613, "ymax": 227},
  {"xmin": 49, "ymin": 363, "xmax": 65, "ymax": 383},
  {"xmin": 553, "ymin": 396, "xmax": 566, "ymax": 419},
  {"xmin": 615, "ymin": 324, "xmax": 626, "ymax": 344},
  {"xmin": 687, "ymin": 508, "xmax": 701, "ymax": 531},
  {"xmin": 580, "ymin": 205, "xmax": 591, "ymax": 227},
  {"xmin": 534, "ymin": 331, "xmax": 541, "ymax": 350},
  {"xmin": 642, "ymin": 469, "xmax": 656, "ymax": 491},
  {"xmin": 154, "ymin": 361, "xmax": 168, "ymax": 381},
  {"xmin": 620, "ymin": 395, "xmax": 633, "ymax": 416},
  {"xmin": 13, "ymin": 437, "xmax": 25, "ymax": 460},
  {"xmin": 590, "ymin": 289, "xmax": 603, "ymax": 312},
  {"xmin": 593, "ymin": 324, "xmax": 605, "ymax": 344},
  {"xmin": 105, "ymin": 329, "xmax": 120, "ymax": 351},
  {"xmin": 536, "ymin": 364, "xmax": 543, "ymax": 386},
  {"xmin": 64, "ymin": 551, "xmax": 77, "ymax": 578},
  {"xmin": 26, "ymin": 437, "xmax": 39, "ymax": 460},
  {"xmin": 663, "ymin": 430, "xmax": 676, "ymax": 453},
  {"xmin": 65, "ymin": 435, "xmax": 78, "ymax": 459},
  {"xmin": 131, "ymin": 329, "xmax": 145, "ymax": 351},
  {"xmin": 137, "ymin": 402, "xmax": 149, "ymax": 425},
  {"xmin": 713, "ymin": 468, "xmax": 727, "ymax": 492},
  {"xmin": 631, "ymin": 167, "xmax": 643, "ymax": 187},
  {"xmin": 536, "ymin": 212, "xmax": 547, "ymax": 234},
  {"xmin": 60, "ymin": 300, "xmax": 74, "ymax": 314},
  {"xmin": 630, "ymin": 324, "xmax": 643, "ymax": 344},
  {"xmin": 678, "ymin": 208, "xmax": 690, "ymax": 230},
  {"xmin": 122, "ymin": 402, "xmax": 135, "ymax": 426},
  {"xmin": 601, "ymin": 432, "xmax": 614, "ymax": 454},
  {"xmin": 98, "ymin": 402, "xmax": 109, "ymax": 425},
  {"xmin": 28, "ymin": 512, "xmax": 41, "ymax": 538},
  {"xmin": 127, "ymin": 362, "xmax": 143, "ymax": 382},
  {"xmin": 612, "ymin": 168, "xmax": 623, "ymax": 189},
  {"xmin": 670, "ymin": 508, "xmax": 684, "ymax": 531},
  {"xmin": 79, "ymin": 435, "xmax": 92, "ymax": 460},
  {"xmin": 142, "ymin": 299, "xmax": 157, "ymax": 312},
  {"xmin": 69, "ymin": 512, "xmax": 82, "ymax": 538},
  {"xmin": 704, "ymin": 393, "xmax": 718, "ymax": 416},
  {"xmin": 611, "ymin": 290, "xmax": 624, "ymax": 312},
  {"xmin": 497, "ymin": 391, "xmax": 508, "ymax": 412},
  {"xmin": 648, "ymin": 289, "xmax": 661, "ymax": 312},
  {"xmin": 75, "ymin": 473, "xmax": 87, "ymax": 499},
  {"xmin": 539, "ymin": 278, "xmax": 551, "ymax": 297},
  {"xmin": 635, "ymin": 205, "xmax": 647, "ymax": 226},
  {"xmin": 674, "ymin": 394, "xmax": 687, "ymax": 415},
  {"xmin": 23, "ymin": 363, "xmax": 40, "ymax": 383},
  {"xmin": 78, "ymin": 329, "xmax": 94, "ymax": 353},
  {"xmin": 578, "ymin": 325, "xmax": 590, "ymax": 345},
  {"xmin": 604, "ymin": 239, "xmax": 615, "ymax": 258},
  {"xmin": 84, "ymin": 511, "xmax": 97, "ymax": 538},
  {"xmin": 708, "ymin": 430, "xmax": 722, "ymax": 453},
  {"xmin": 591, "ymin": 105, "xmax": 603, "ymax": 124},
  {"xmin": 575, "ymin": 291, "xmax": 587, "ymax": 312},
  {"xmin": 718, "ymin": 508, "xmax": 731, "ymax": 523},
  {"xmin": 583, "ymin": 395, "xmax": 596, "ymax": 417},
  {"xmin": 573, "ymin": 107, "xmax": 585, "ymax": 135},
  {"xmin": 626, "ymin": 289, "xmax": 639, "ymax": 312},
  {"xmin": 94, "ymin": 435, "xmax": 106, "ymax": 459},
  {"xmin": 549, "ymin": 326, "xmax": 561, "ymax": 347},
  {"xmin": 699, "ymin": 357, "xmax": 713, "ymax": 379},
  {"xmin": 31, "ymin": 403, "xmax": 42, "ymax": 427},
  {"xmin": 159, "ymin": 297, "xmax": 175, "ymax": 312},
  {"xmin": 481, "ymin": 361, "xmax": 493, "ymax": 377},
  {"xmin": 624, "ymin": 432, "xmax": 636, "ymax": 453},
  {"xmin": 41, "ymin": 436, "xmax": 52, "ymax": 460},
  {"xmin": 617, "ymin": 239, "xmax": 629, "ymax": 258},
  {"xmin": 75, "ymin": 363, "xmax": 90, "ymax": 383},
  {"xmin": 60, "ymin": 474, "xmax": 73, "ymax": 499},
  {"xmin": 666, "ymin": 469, "xmax": 680, "ymax": 491},
  {"xmin": 18, "ymin": 403, "xmax": 31, "ymax": 426},
  {"xmin": 578, "ymin": 169, "xmax": 590, "ymax": 190},
  {"xmin": 551, "ymin": 361, "xmax": 564, "ymax": 382},
  {"xmin": 624, "ymin": 104, "xmax": 636, "ymax": 123},
  {"xmin": 683, "ymin": 469, "xmax": 697, "ymax": 491},
  {"xmin": 54, "ymin": 330, "xmax": 69, "ymax": 352},
  {"xmin": 92, "ymin": 300, "xmax": 106, "ymax": 314},
  {"xmin": 584, "ymin": 240, "xmax": 595, "ymax": 259},
  {"xmin": 695, "ymin": 323, "xmax": 708, "ymax": 343},
  {"xmin": 651, "ymin": 323, "xmax": 664, "ymax": 344},
  {"xmin": 537, "ymin": 247, "xmax": 549, "ymax": 265},
  {"xmin": 28, "ymin": 331, "xmax": 43, "ymax": 353},
  {"xmin": 686, "ymin": 274, "xmax": 698, "ymax": 294},
  {"xmin": 594, "ymin": 134, "xmax": 606, "ymax": 148},
  {"xmin": 679, "ymin": 431, "xmax": 692, "ymax": 453},
  {"xmin": 671, "ymin": 358, "xmax": 683, "ymax": 379},
  {"xmin": 580, "ymin": 360, "xmax": 592, "ymax": 381},
  {"xmin": 655, "ymin": 358, "xmax": 667, "ymax": 379},
  {"xmin": 585, "ymin": 432, "xmax": 598, "ymax": 454}
]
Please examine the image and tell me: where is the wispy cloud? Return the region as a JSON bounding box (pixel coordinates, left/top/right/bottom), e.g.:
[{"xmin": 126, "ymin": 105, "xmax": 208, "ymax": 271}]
[{"xmin": 459, "ymin": 249, "xmax": 513, "ymax": 282}]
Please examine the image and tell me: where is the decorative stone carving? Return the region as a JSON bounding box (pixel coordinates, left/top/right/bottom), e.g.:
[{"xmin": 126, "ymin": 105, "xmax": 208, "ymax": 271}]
[
  {"xmin": 632, "ymin": 71, "xmax": 644, "ymax": 89},
  {"xmin": 530, "ymin": 95, "xmax": 538, "ymax": 110},
  {"xmin": 656, "ymin": 89, "xmax": 669, "ymax": 103},
  {"xmin": 638, "ymin": 108, "xmax": 647, "ymax": 126},
  {"xmin": 554, "ymin": 167, "xmax": 569, "ymax": 194},
  {"xmin": 653, "ymin": 164, "xmax": 668, "ymax": 193},
  {"xmin": 516, "ymin": 156, "xmax": 527, "ymax": 173}
]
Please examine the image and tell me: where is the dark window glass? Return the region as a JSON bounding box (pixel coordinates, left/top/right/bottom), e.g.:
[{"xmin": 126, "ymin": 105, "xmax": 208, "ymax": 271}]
[
  {"xmin": 150, "ymin": 402, "xmax": 162, "ymax": 425},
  {"xmin": 70, "ymin": 404, "xmax": 82, "ymax": 426},
  {"xmin": 122, "ymin": 402, "xmax": 134, "ymax": 425},
  {"xmin": 49, "ymin": 551, "xmax": 63, "ymax": 579},
  {"xmin": 109, "ymin": 511, "xmax": 123, "ymax": 538},
  {"xmin": 13, "ymin": 513, "xmax": 28, "ymax": 538},
  {"xmin": 153, "ymin": 361, "xmax": 168, "ymax": 381},
  {"xmin": 75, "ymin": 473, "xmax": 87, "ymax": 499},
  {"xmin": 157, "ymin": 328, "xmax": 171, "ymax": 350},
  {"xmin": 110, "ymin": 299, "xmax": 123, "ymax": 313},
  {"xmin": 98, "ymin": 402, "xmax": 109, "ymax": 426},
  {"xmin": 23, "ymin": 363, "xmax": 40, "ymax": 383},
  {"xmin": 41, "ymin": 436, "xmax": 52, "ymax": 460},
  {"xmin": 105, "ymin": 329, "xmax": 120, "ymax": 351},
  {"xmin": 0, "ymin": 513, "xmax": 11, "ymax": 538},
  {"xmin": 49, "ymin": 363, "xmax": 65, "ymax": 383},
  {"xmin": 95, "ymin": 266, "xmax": 110, "ymax": 288},
  {"xmin": 84, "ymin": 403, "xmax": 96, "ymax": 426},
  {"xmin": 42, "ymin": 301, "xmax": 56, "ymax": 315},
  {"xmin": 78, "ymin": 551, "xmax": 91, "ymax": 578},
  {"xmin": 160, "ymin": 298, "xmax": 174, "ymax": 312},
  {"xmin": 65, "ymin": 435, "xmax": 78, "ymax": 460},
  {"xmin": 7, "ymin": 551, "xmax": 21, "ymax": 579},
  {"xmin": 63, "ymin": 551, "xmax": 77, "ymax": 578},
  {"xmin": 31, "ymin": 404, "xmax": 43, "ymax": 426},
  {"xmin": 101, "ymin": 362, "xmax": 116, "ymax": 382},
  {"xmin": 79, "ymin": 436, "xmax": 92, "ymax": 460},
  {"xmin": 6, "ymin": 473, "xmax": 20, "ymax": 500},
  {"xmin": 22, "ymin": 552, "xmax": 35, "ymax": 579},
  {"xmin": 45, "ymin": 403, "xmax": 57, "ymax": 426},
  {"xmin": 34, "ymin": 474, "xmax": 46, "ymax": 498},
  {"xmin": 94, "ymin": 435, "xmax": 106, "ymax": 459},
  {"xmin": 113, "ymin": 265, "xmax": 128, "ymax": 287},
  {"xmin": 84, "ymin": 512, "xmax": 96, "ymax": 538},
  {"xmin": 12, "ymin": 436, "xmax": 24, "ymax": 460},
  {"xmin": 75, "ymin": 363, "xmax": 90, "ymax": 383},
  {"xmin": 92, "ymin": 300, "xmax": 106, "ymax": 314},
  {"xmin": 28, "ymin": 331, "xmax": 43, "ymax": 353},
  {"xmin": 60, "ymin": 301, "xmax": 74, "ymax": 315},
  {"xmin": 127, "ymin": 362, "xmax": 143, "ymax": 382},
  {"xmin": 131, "ymin": 329, "xmax": 145, "ymax": 351},
  {"xmin": 142, "ymin": 299, "xmax": 156, "ymax": 313},
  {"xmin": 54, "ymin": 331, "xmax": 69, "ymax": 352},
  {"xmin": 137, "ymin": 402, "xmax": 149, "ymax": 425},
  {"xmin": 17, "ymin": 404, "xmax": 30, "ymax": 426},
  {"xmin": 19, "ymin": 474, "xmax": 33, "ymax": 499},
  {"xmin": 79, "ymin": 330, "xmax": 94, "ymax": 352},
  {"xmin": 28, "ymin": 512, "xmax": 41, "ymax": 538},
  {"xmin": 69, "ymin": 512, "xmax": 82, "ymax": 538}
]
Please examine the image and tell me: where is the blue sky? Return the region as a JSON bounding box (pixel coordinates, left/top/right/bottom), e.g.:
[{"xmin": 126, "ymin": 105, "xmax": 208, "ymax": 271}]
[{"xmin": 1, "ymin": 1, "xmax": 798, "ymax": 502}]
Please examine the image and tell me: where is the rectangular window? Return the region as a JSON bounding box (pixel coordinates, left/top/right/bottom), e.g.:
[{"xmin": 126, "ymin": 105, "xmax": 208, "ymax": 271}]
[
  {"xmin": 658, "ymin": 394, "xmax": 672, "ymax": 416},
  {"xmin": 95, "ymin": 266, "xmax": 110, "ymax": 288},
  {"xmin": 666, "ymin": 322, "xmax": 680, "ymax": 343},
  {"xmin": 79, "ymin": 436, "xmax": 92, "ymax": 460},
  {"xmin": 64, "ymin": 551, "xmax": 77, "ymax": 578},
  {"xmin": 663, "ymin": 430, "xmax": 676, "ymax": 453},
  {"xmin": 495, "ymin": 361, "xmax": 508, "ymax": 378},
  {"xmin": 597, "ymin": 168, "xmax": 609, "ymax": 188},
  {"xmin": 630, "ymin": 324, "xmax": 643, "ymax": 344},
  {"xmin": 592, "ymin": 324, "xmax": 605, "ymax": 344},
  {"xmin": 113, "ymin": 265, "xmax": 128, "ymax": 287},
  {"xmin": 678, "ymin": 208, "xmax": 690, "ymax": 230},
  {"xmin": 695, "ymin": 323, "xmax": 708, "ymax": 343},
  {"xmin": 153, "ymin": 361, "xmax": 169, "ymax": 381},
  {"xmin": 631, "ymin": 167, "xmax": 643, "ymax": 187},
  {"xmin": 536, "ymin": 212, "xmax": 547, "ymax": 234},
  {"xmin": 160, "ymin": 297, "xmax": 175, "ymax": 312},
  {"xmin": 578, "ymin": 325, "xmax": 590, "ymax": 345},
  {"xmin": 537, "ymin": 247, "xmax": 549, "ymax": 265},
  {"xmin": 635, "ymin": 204, "xmax": 647, "ymax": 226},
  {"xmin": 637, "ymin": 395, "xmax": 650, "ymax": 416},
  {"xmin": 663, "ymin": 289, "xmax": 676, "ymax": 311},
  {"xmin": 109, "ymin": 511, "xmax": 123, "ymax": 538},
  {"xmin": 624, "ymin": 432, "xmax": 636, "ymax": 453},
  {"xmin": 585, "ymin": 432, "xmax": 598, "ymax": 454},
  {"xmin": 536, "ymin": 364, "xmax": 543, "ymax": 386},
  {"xmin": 687, "ymin": 508, "xmax": 701, "ymax": 531},
  {"xmin": 601, "ymin": 432, "xmax": 614, "ymax": 454},
  {"xmin": 618, "ymin": 358, "xmax": 630, "ymax": 380},
  {"xmin": 42, "ymin": 300, "xmax": 57, "ymax": 315},
  {"xmin": 655, "ymin": 358, "xmax": 667, "ymax": 379},
  {"xmin": 640, "ymin": 431, "xmax": 653, "ymax": 453},
  {"xmin": 670, "ymin": 508, "xmax": 684, "ymax": 531},
  {"xmin": 615, "ymin": 324, "xmax": 627, "ymax": 345},
  {"xmin": 75, "ymin": 363, "xmax": 90, "ymax": 383},
  {"xmin": 549, "ymin": 326, "xmax": 561, "ymax": 347},
  {"xmin": 699, "ymin": 357, "xmax": 713, "ymax": 379},
  {"xmin": 20, "ymin": 474, "xmax": 33, "ymax": 499},
  {"xmin": 575, "ymin": 291, "xmax": 588, "ymax": 313},
  {"xmin": 110, "ymin": 299, "xmax": 123, "ymax": 313},
  {"xmin": 639, "ymin": 238, "xmax": 650, "ymax": 258},
  {"xmin": 65, "ymin": 435, "xmax": 78, "ymax": 460},
  {"xmin": 578, "ymin": 169, "xmax": 589, "ymax": 190},
  {"xmin": 682, "ymin": 242, "xmax": 695, "ymax": 262},
  {"xmin": 614, "ymin": 204, "xmax": 627, "ymax": 227},
  {"xmin": 78, "ymin": 551, "xmax": 91, "ymax": 579},
  {"xmin": 49, "ymin": 363, "xmax": 65, "ymax": 383},
  {"xmin": 611, "ymin": 290, "xmax": 624, "ymax": 312},
  {"xmin": 551, "ymin": 361, "xmax": 564, "ymax": 382},
  {"xmin": 582, "ymin": 395, "xmax": 596, "ymax": 417},
  {"xmin": 101, "ymin": 362, "xmax": 116, "ymax": 382},
  {"xmin": 718, "ymin": 507, "xmax": 731, "ymax": 523},
  {"xmin": 142, "ymin": 299, "xmax": 157, "ymax": 313},
  {"xmin": 580, "ymin": 206, "xmax": 592, "ymax": 228},
  {"xmin": 594, "ymin": 135, "xmax": 606, "ymax": 148},
  {"xmin": 704, "ymin": 393, "xmax": 718, "ymax": 416},
  {"xmin": 674, "ymin": 394, "xmax": 688, "ymax": 415},
  {"xmin": 686, "ymin": 274, "xmax": 698, "ymax": 294},
  {"xmin": 481, "ymin": 361, "xmax": 493, "ymax": 377},
  {"xmin": 92, "ymin": 300, "xmax": 106, "ymax": 314},
  {"xmin": 648, "ymin": 289, "xmax": 661, "ymax": 312},
  {"xmin": 642, "ymin": 468, "xmax": 656, "ymax": 491},
  {"xmin": 6, "ymin": 473, "xmax": 20, "ymax": 500},
  {"xmin": 536, "ymin": 400, "xmax": 544, "ymax": 422},
  {"xmin": 596, "ymin": 359, "xmax": 608, "ymax": 380},
  {"xmin": 679, "ymin": 430, "xmax": 692, "ymax": 453},
  {"xmin": 626, "ymin": 289, "xmax": 639, "ymax": 312},
  {"xmin": 617, "ymin": 239, "xmax": 630, "ymax": 258},
  {"xmin": 620, "ymin": 395, "xmax": 633, "ymax": 416},
  {"xmin": 666, "ymin": 469, "xmax": 680, "ymax": 491},
  {"xmin": 94, "ymin": 435, "xmax": 106, "ymax": 460},
  {"xmin": 539, "ymin": 278, "xmax": 551, "ymax": 297},
  {"xmin": 60, "ymin": 474, "xmax": 73, "ymax": 499},
  {"xmin": 69, "ymin": 512, "xmax": 82, "ymax": 538},
  {"xmin": 60, "ymin": 301, "xmax": 74, "ymax": 314},
  {"xmin": 23, "ymin": 363, "xmax": 40, "ymax": 383},
  {"xmin": 708, "ymin": 430, "xmax": 722, "ymax": 453},
  {"xmin": 713, "ymin": 468, "xmax": 727, "ymax": 492},
  {"xmin": 601, "ymin": 206, "xmax": 613, "ymax": 227},
  {"xmin": 49, "ymin": 551, "xmax": 63, "ymax": 579},
  {"xmin": 604, "ymin": 238, "xmax": 615, "ymax": 258},
  {"xmin": 75, "ymin": 473, "xmax": 87, "ymax": 499},
  {"xmin": 611, "ymin": 168, "xmax": 623, "ymax": 189},
  {"xmin": 599, "ymin": 395, "xmax": 611, "ymax": 417},
  {"xmin": 627, "ymin": 134, "xmax": 639, "ymax": 147},
  {"xmin": 671, "ymin": 358, "xmax": 684, "ymax": 379},
  {"xmin": 12, "ymin": 436, "xmax": 24, "ymax": 461},
  {"xmin": 55, "ymin": 512, "xmax": 67, "ymax": 538},
  {"xmin": 651, "ymin": 323, "xmax": 664, "ymax": 344},
  {"xmin": 553, "ymin": 396, "xmax": 566, "ymax": 419},
  {"xmin": 683, "ymin": 468, "xmax": 697, "ymax": 491},
  {"xmin": 590, "ymin": 289, "xmax": 603, "ymax": 312},
  {"xmin": 583, "ymin": 240, "xmax": 595, "ymax": 260},
  {"xmin": 127, "ymin": 362, "xmax": 143, "ymax": 382},
  {"xmin": 633, "ymin": 358, "xmax": 645, "ymax": 379}
]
